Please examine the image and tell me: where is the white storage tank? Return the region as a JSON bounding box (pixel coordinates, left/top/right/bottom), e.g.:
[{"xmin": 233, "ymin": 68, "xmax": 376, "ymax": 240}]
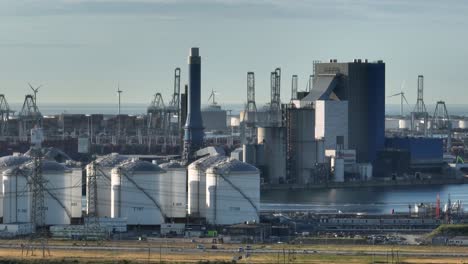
[
  {"xmin": 3, "ymin": 168, "xmax": 31, "ymax": 223},
  {"xmin": 187, "ymin": 154, "xmax": 225, "ymax": 217},
  {"xmin": 40, "ymin": 161, "xmax": 73, "ymax": 225},
  {"xmin": 385, "ymin": 118, "xmax": 399, "ymax": 130},
  {"xmin": 3, "ymin": 160, "xmax": 74, "ymax": 225},
  {"xmin": 0, "ymin": 154, "xmax": 32, "ymax": 220},
  {"xmin": 459, "ymin": 120, "xmax": 468, "ymax": 129},
  {"xmin": 334, "ymin": 158, "xmax": 345, "ymax": 183},
  {"xmin": 69, "ymin": 166, "xmax": 83, "ymax": 218},
  {"xmin": 111, "ymin": 159, "xmax": 165, "ymax": 225},
  {"xmin": 205, "ymin": 158, "xmax": 260, "ymax": 225},
  {"xmin": 159, "ymin": 161, "xmax": 187, "ymax": 218},
  {"xmin": 230, "ymin": 117, "xmax": 240, "ymax": 127},
  {"xmin": 86, "ymin": 153, "xmax": 129, "ymax": 218},
  {"xmin": 398, "ymin": 119, "xmax": 411, "ymax": 130}
]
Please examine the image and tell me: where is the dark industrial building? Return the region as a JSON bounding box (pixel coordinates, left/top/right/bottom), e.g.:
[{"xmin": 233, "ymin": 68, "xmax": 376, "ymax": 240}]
[{"xmin": 306, "ymin": 59, "xmax": 386, "ymax": 163}]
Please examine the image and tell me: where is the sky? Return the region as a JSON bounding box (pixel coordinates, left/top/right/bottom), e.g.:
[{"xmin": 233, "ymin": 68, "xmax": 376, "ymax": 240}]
[{"xmin": 1, "ymin": 0, "xmax": 468, "ymax": 109}]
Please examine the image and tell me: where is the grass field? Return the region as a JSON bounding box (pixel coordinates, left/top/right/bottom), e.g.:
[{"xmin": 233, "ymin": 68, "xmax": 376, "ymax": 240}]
[{"xmin": 0, "ymin": 240, "xmax": 467, "ymax": 263}]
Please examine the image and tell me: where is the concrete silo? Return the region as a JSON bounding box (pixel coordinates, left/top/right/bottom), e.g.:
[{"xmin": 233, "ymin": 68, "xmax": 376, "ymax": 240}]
[
  {"xmin": 159, "ymin": 161, "xmax": 187, "ymax": 219},
  {"xmin": 111, "ymin": 159, "xmax": 166, "ymax": 225},
  {"xmin": 205, "ymin": 158, "xmax": 260, "ymax": 225},
  {"xmin": 257, "ymin": 127, "xmax": 286, "ymax": 184}
]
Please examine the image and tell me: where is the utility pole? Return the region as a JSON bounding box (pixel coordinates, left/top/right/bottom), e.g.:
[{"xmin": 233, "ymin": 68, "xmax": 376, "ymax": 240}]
[
  {"xmin": 85, "ymin": 161, "xmax": 101, "ymax": 243},
  {"xmin": 27, "ymin": 127, "xmax": 50, "ymax": 257}
]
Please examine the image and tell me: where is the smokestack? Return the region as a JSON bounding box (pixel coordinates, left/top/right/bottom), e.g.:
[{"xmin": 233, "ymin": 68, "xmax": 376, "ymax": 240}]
[{"xmin": 182, "ymin": 47, "xmax": 204, "ymax": 162}]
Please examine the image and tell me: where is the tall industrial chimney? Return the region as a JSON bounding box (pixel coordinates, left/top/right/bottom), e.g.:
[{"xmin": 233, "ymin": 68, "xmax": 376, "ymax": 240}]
[{"xmin": 182, "ymin": 47, "xmax": 204, "ymax": 162}]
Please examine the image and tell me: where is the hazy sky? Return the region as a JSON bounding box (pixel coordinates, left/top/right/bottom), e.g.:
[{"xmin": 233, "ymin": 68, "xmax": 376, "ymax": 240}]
[{"xmin": 1, "ymin": 0, "xmax": 468, "ymax": 107}]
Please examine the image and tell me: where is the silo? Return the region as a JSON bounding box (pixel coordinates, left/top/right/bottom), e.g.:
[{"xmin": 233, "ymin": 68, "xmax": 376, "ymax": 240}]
[
  {"xmin": 187, "ymin": 154, "xmax": 225, "ymax": 217},
  {"xmin": 205, "ymin": 158, "xmax": 260, "ymax": 225},
  {"xmin": 0, "ymin": 154, "xmax": 32, "ymax": 219},
  {"xmin": 160, "ymin": 161, "xmax": 187, "ymax": 218},
  {"xmin": 257, "ymin": 127, "xmax": 286, "ymax": 184},
  {"xmin": 111, "ymin": 159, "xmax": 165, "ymax": 225},
  {"xmin": 86, "ymin": 153, "xmax": 129, "ymax": 218}
]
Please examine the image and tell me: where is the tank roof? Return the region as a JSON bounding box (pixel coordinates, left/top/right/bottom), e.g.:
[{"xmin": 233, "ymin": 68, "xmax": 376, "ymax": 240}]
[
  {"xmin": 159, "ymin": 161, "xmax": 184, "ymax": 170},
  {"xmin": 120, "ymin": 160, "xmax": 164, "ymax": 172},
  {"xmin": 24, "ymin": 147, "xmax": 72, "ymax": 162},
  {"xmin": 14, "ymin": 160, "xmax": 71, "ymax": 173},
  {"xmin": 95, "ymin": 153, "xmax": 129, "ymax": 167},
  {"xmin": 0, "ymin": 155, "xmax": 32, "ymax": 168},
  {"xmin": 188, "ymin": 154, "xmax": 226, "ymax": 171},
  {"xmin": 207, "ymin": 158, "xmax": 259, "ymax": 174}
]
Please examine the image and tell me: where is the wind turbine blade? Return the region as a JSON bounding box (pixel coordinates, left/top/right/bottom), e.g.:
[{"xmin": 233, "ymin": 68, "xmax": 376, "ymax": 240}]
[
  {"xmin": 403, "ymin": 94, "xmax": 410, "ymax": 105},
  {"xmin": 28, "ymin": 83, "xmax": 34, "ymax": 91},
  {"xmin": 388, "ymin": 92, "xmax": 402, "ymax": 98}
]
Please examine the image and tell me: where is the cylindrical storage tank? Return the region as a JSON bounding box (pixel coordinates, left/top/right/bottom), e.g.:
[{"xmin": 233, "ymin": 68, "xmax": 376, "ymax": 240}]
[
  {"xmin": 14, "ymin": 160, "xmax": 73, "ymax": 225},
  {"xmin": 366, "ymin": 164, "xmax": 373, "ymax": 181},
  {"xmin": 69, "ymin": 166, "xmax": 83, "ymax": 218},
  {"xmin": 187, "ymin": 154, "xmax": 225, "ymax": 217},
  {"xmin": 385, "ymin": 119, "xmax": 399, "ymax": 130},
  {"xmin": 3, "ymin": 168, "xmax": 31, "ymax": 223},
  {"xmin": 242, "ymin": 144, "xmax": 256, "ymax": 165},
  {"xmin": 358, "ymin": 163, "xmax": 373, "ymax": 181},
  {"xmin": 111, "ymin": 160, "xmax": 165, "ymax": 225},
  {"xmin": 257, "ymin": 127, "xmax": 286, "ymax": 184},
  {"xmin": 0, "ymin": 154, "xmax": 32, "ymax": 220},
  {"xmin": 230, "ymin": 117, "xmax": 240, "ymax": 127},
  {"xmin": 205, "ymin": 158, "xmax": 260, "ymax": 225},
  {"xmin": 160, "ymin": 161, "xmax": 187, "ymax": 218},
  {"xmin": 398, "ymin": 119, "xmax": 411, "ymax": 130},
  {"xmin": 334, "ymin": 158, "xmax": 344, "ymax": 183},
  {"xmin": 459, "ymin": 120, "xmax": 468, "ymax": 129},
  {"xmin": 41, "ymin": 161, "xmax": 73, "ymax": 225},
  {"xmin": 87, "ymin": 153, "xmax": 129, "ymax": 218}
]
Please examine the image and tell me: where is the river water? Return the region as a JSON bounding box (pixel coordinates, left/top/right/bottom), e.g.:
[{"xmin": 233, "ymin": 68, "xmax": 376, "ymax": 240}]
[{"xmin": 261, "ymin": 184, "xmax": 468, "ymax": 214}]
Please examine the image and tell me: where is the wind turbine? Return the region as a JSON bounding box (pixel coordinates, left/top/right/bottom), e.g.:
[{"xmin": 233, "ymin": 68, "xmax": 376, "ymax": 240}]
[
  {"xmin": 28, "ymin": 83, "xmax": 42, "ymax": 104},
  {"xmin": 208, "ymin": 89, "xmax": 218, "ymax": 105},
  {"xmin": 388, "ymin": 80, "xmax": 409, "ymax": 117},
  {"xmin": 117, "ymin": 83, "xmax": 123, "ymax": 115}
]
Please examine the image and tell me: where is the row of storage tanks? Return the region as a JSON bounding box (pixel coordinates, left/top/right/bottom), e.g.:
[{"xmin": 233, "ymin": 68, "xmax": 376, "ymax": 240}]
[
  {"xmin": 386, "ymin": 118, "xmax": 468, "ymax": 130},
  {"xmin": 0, "ymin": 154, "xmax": 82, "ymax": 225},
  {"xmin": 89, "ymin": 153, "xmax": 259, "ymax": 226},
  {"xmin": 0, "ymin": 151, "xmax": 260, "ymax": 227}
]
